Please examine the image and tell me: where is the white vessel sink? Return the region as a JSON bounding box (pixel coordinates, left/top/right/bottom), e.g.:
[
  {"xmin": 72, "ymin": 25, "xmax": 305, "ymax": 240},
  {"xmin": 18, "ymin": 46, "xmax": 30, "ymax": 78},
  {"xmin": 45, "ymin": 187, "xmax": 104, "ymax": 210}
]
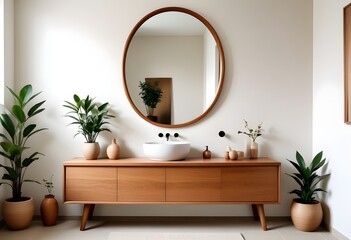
[{"xmin": 143, "ymin": 141, "xmax": 191, "ymax": 161}]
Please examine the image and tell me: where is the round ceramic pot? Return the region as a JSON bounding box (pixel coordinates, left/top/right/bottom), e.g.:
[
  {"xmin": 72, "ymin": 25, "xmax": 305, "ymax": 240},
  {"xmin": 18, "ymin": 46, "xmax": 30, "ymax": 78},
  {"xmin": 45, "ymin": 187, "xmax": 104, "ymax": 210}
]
[
  {"xmin": 291, "ymin": 199, "xmax": 323, "ymax": 232},
  {"xmin": 83, "ymin": 142, "xmax": 100, "ymax": 160},
  {"xmin": 40, "ymin": 195, "xmax": 59, "ymax": 226},
  {"xmin": 3, "ymin": 197, "xmax": 34, "ymax": 230}
]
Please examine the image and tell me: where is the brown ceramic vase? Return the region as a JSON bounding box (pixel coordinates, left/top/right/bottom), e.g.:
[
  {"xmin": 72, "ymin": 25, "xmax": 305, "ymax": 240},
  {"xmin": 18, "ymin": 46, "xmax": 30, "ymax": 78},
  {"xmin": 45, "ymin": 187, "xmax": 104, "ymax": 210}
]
[{"xmin": 40, "ymin": 194, "xmax": 59, "ymax": 226}]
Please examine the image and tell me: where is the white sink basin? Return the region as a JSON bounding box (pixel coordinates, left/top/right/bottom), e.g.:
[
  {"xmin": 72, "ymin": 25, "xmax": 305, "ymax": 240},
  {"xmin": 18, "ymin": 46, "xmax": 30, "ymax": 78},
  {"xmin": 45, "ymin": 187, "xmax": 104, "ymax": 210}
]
[{"xmin": 143, "ymin": 141, "xmax": 191, "ymax": 161}]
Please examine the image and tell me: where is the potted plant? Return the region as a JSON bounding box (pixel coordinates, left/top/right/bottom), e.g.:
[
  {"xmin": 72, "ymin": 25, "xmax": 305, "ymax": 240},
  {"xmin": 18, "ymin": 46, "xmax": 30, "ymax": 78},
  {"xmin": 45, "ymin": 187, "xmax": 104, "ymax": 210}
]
[
  {"xmin": 0, "ymin": 84, "xmax": 47, "ymax": 230},
  {"xmin": 63, "ymin": 94, "xmax": 115, "ymax": 159},
  {"xmin": 40, "ymin": 175, "xmax": 58, "ymax": 226},
  {"xmin": 287, "ymin": 151, "xmax": 330, "ymax": 232},
  {"xmin": 138, "ymin": 81, "xmax": 163, "ymax": 122},
  {"xmin": 237, "ymin": 120, "xmax": 263, "ymax": 158}
]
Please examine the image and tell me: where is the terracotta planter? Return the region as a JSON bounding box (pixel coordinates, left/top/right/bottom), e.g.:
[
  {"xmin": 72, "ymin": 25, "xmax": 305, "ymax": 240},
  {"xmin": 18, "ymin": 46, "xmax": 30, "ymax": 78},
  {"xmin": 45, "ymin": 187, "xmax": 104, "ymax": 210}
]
[
  {"xmin": 83, "ymin": 142, "xmax": 100, "ymax": 160},
  {"xmin": 3, "ymin": 197, "xmax": 34, "ymax": 230},
  {"xmin": 40, "ymin": 195, "xmax": 59, "ymax": 226},
  {"xmin": 291, "ymin": 199, "xmax": 323, "ymax": 232},
  {"xmin": 107, "ymin": 138, "xmax": 120, "ymax": 160}
]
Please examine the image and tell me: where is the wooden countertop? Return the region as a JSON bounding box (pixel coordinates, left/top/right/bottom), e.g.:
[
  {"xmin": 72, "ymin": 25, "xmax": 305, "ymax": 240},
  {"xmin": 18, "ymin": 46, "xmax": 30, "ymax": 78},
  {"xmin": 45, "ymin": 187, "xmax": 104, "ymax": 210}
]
[{"xmin": 64, "ymin": 157, "xmax": 280, "ymax": 167}]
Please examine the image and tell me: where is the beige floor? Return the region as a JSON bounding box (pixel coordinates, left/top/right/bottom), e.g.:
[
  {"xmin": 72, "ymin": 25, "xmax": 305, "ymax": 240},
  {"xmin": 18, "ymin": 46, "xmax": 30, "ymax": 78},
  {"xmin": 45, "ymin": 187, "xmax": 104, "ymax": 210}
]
[{"xmin": 0, "ymin": 217, "xmax": 340, "ymax": 240}]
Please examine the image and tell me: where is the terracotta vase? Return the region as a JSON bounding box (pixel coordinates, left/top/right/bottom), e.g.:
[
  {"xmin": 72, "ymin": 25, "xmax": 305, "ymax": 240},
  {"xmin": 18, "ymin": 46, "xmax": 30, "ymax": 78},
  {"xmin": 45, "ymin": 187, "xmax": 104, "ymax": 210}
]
[
  {"xmin": 83, "ymin": 142, "xmax": 100, "ymax": 160},
  {"xmin": 3, "ymin": 197, "xmax": 34, "ymax": 230},
  {"xmin": 107, "ymin": 138, "xmax": 120, "ymax": 160},
  {"xmin": 245, "ymin": 138, "xmax": 251, "ymax": 158},
  {"xmin": 40, "ymin": 195, "xmax": 59, "ymax": 226},
  {"xmin": 250, "ymin": 141, "xmax": 258, "ymax": 159},
  {"xmin": 291, "ymin": 199, "xmax": 323, "ymax": 232}
]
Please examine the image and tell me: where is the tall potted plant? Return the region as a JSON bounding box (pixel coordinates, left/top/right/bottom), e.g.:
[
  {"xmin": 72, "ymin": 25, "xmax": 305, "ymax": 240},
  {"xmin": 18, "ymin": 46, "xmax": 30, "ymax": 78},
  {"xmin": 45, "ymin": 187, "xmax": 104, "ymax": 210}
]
[
  {"xmin": 138, "ymin": 81, "xmax": 163, "ymax": 122},
  {"xmin": 63, "ymin": 94, "xmax": 114, "ymax": 159},
  {"xmin": 287, "ymin": 151, "xmax": 330, "ymax": 232},
  {"xmin": 0, "ymin": 84, "xmax": 47, "ymax": 230}
]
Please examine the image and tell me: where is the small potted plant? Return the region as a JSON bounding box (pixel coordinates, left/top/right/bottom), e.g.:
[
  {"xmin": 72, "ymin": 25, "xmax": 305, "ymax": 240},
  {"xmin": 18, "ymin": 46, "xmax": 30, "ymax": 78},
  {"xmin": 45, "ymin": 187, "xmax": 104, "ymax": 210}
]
[
  {"xmin": 0, "ymin": 84, "xmax": 47, "ymax": 230},
  {"xmin": 138, "ymin": 81, "xmax": 163, "ymax": 122},
  {"xmin": 237, "ymin": 119, "xmax": 263, "ymax": 158},
  {"xmin": 287, "ymin": 151, "xmax": 330, "ymax": 232},
  {"xmin": 63, "ymin": 94, "xmax": 115, "ymax": 159},
  {"xmin": 40, "ymin": 175, "xmax": 59, "ymax": 226}
]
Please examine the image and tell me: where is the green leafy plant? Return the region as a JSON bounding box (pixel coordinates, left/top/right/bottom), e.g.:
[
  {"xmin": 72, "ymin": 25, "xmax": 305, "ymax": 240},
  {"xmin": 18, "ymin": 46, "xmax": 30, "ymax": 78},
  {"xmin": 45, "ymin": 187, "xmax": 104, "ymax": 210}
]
[
  {"xmin": 42, "ymin": 175, "xmax": 54, "ymax": 195},
  {"xmin": 0, "ymin": 85, "xmax": 47, "ymax": 201},
  {"xmin": 63, "ymin": 94, "xmax": 115, "ymax": 143},
  {"xmin": 287, "ymin": 151, "xmax": 330, "ymax": 204},
  {"xmin": 138, "ymin": 81, "xmax": 163, "ymax": 116},
  {"xmin": 237, "ymin": 119, "xmax": 263, "ymax": 142}
]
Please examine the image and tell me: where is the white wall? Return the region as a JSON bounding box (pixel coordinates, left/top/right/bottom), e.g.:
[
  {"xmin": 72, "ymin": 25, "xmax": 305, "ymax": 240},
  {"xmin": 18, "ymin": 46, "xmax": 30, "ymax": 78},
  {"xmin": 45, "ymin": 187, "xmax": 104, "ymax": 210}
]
[
  {"xmin": 0, "ymin": 0, "xmax": 14, "ymax": 220},
  {"xmin": 12, "ymin": 0, "xmax": 312, "ymax": 217},
  {"xmin": 313, "ymin": 0, "xmax": 351, "ymax": 239}
]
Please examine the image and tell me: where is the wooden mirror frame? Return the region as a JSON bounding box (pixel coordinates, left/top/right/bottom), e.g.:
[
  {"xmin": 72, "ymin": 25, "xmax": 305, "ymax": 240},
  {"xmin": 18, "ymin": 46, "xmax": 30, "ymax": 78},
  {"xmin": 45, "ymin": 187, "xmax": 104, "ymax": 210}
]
[
  {"xmin": 345, "ymin": 3, "xmax": 351, "ymax": 124},
  {"xmin": 122, "ymin": 7, "xmax": 225, "ymax": 128}
]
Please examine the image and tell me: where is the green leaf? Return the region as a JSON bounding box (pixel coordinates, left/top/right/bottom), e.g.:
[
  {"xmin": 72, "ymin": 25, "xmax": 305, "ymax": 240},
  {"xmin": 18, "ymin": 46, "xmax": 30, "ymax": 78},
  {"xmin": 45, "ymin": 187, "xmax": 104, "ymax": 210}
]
[
  {"xmin": 295, "ymin": 151, "xmax": 306, "ymax": 169},
  {"xmin": 98, "ymin": 102, "xmax": 109, "ymax": 111},
  {"xmin": 23, "ymin": 124, "xmax": 36, "ymax": 138},
  {"xmin": 19, "ymin": 84, "xmax": 33, "ymax": 104},
  {"xmin": 12, "ymin": 105, "xmax": 26, "ymax": 123},
  {"xmin": 6, "ymin": 86, "xmax": 22, "ymax": 107},
  {"xmin": 73, "ymin": 94, "xmax": 81, "ymax": 105},
  {"xmin": 25, "ymin": 127, "xmax": 48, "ymax": 140},
  {"xmin": 28, "ymin": 100, "xmax": 45, "ymax": 117},
  {"xmin": 0, "ymin": 114, "xmax": 16, "ymax": 139}
]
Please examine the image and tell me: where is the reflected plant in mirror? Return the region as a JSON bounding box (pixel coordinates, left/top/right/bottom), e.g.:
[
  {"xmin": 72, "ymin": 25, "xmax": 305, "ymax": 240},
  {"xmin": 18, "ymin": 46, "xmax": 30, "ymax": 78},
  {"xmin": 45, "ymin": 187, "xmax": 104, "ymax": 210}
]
[{"xmin": 138, "ymin": 81, "xmax": 163, "ymax": 122}]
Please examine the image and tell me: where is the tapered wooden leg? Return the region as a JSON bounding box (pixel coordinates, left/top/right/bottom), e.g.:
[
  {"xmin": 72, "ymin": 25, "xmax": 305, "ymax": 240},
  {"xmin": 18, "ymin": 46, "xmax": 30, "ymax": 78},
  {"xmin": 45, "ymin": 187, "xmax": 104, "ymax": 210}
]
[
  {"xmin": 256, "ymin": 204, "xmax": 267, "ymax": 231},
  {"xmin": 88, "ymin": 204, "xmax": 95, "ymax": 220},
  {"xmin": 80, "ymin": 204, "xmax": 92, "ymax": 231},
  {"xmin": 251, "ymin": 204, "xmax": 259, "ymax": 221}
]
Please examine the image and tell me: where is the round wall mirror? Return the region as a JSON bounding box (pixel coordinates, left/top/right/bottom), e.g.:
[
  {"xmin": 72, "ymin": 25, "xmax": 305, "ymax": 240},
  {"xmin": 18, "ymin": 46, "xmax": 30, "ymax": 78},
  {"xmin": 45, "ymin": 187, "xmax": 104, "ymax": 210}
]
[{"xmin": 122, "ymin": 7, "xmax": 225, "ymax": 128}]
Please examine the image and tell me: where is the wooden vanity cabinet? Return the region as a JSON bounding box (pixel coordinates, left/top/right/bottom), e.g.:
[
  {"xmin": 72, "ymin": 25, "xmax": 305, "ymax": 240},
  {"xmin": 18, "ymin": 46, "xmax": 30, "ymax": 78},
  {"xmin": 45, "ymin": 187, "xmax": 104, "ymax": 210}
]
[{"xmin": 63, "ymin": 157, "xmax": 280, "ymax": 231}]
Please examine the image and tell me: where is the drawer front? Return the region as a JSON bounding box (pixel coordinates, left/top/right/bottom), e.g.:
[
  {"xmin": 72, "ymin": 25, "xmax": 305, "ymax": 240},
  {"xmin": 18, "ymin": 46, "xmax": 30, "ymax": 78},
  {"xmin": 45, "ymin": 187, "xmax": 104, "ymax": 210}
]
[
  {"xmin": 65, "ymin": 167, "xmax": 117, "ymax": 202},
  {"xmin": 221, "ymin": 167, "xmax": 279, "ymax": 202},
  {"xmin": 166, "ymin": 167, "xmax": 221, "ymax": 202},
  {"xmin": 118, "ymin": 167, "xmax": 166, "ymax": 202}
]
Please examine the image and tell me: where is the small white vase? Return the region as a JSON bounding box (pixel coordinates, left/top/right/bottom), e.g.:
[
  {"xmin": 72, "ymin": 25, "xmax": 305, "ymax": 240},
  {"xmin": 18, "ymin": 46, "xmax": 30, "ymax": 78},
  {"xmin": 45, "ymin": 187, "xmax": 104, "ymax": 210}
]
[
  {"xmin": 83, "ymin": 142, "xmax": 100, "ymax": 160},
  {"xmin": 250, "ymin": 141, "xmax": 258, "ymax": 159}
]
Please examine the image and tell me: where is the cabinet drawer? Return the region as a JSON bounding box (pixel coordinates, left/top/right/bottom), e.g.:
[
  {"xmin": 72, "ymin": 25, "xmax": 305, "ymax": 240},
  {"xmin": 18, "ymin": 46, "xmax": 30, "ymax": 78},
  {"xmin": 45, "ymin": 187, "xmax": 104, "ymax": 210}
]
[
  {"xmin": 118, "ymin": 167, "xmax": 166, "ymax": 202},
  {"xmin": 65, "ymin": 167, "xmax": 117, "ymax": 202},
  {"xmin": 221, "ymin": 167, "xmax": 279, "ymax": 202},
  {"xmin": 166, "ymin": 167, "xmax": 221, "ymax": 202}
]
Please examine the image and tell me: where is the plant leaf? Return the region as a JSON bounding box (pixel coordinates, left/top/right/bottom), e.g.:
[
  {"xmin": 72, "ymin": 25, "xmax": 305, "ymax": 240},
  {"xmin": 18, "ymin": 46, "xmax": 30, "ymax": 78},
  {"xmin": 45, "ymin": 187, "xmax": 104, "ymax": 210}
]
[
  {"xmin": 28, "ymin": 100, "xmax": 45, "ymax": 117},
  {"xmin": 23, "ymin": 124, "xmax": 36, "ymax": 138},
  {"xmin": 19, "ymin": 84, "xmax": 33, "ymax": 104},
  {"xmin": 12, "ymin": 105, "xmax": 26, "ymax": 123}
]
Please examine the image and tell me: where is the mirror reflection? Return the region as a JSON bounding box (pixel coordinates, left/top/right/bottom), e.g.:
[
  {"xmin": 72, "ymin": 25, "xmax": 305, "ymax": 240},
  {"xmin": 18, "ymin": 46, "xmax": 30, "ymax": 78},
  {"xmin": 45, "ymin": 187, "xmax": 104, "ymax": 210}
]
[{"xmin": 123, "ymin": 7, "xmax": 225, "ymax": 127}]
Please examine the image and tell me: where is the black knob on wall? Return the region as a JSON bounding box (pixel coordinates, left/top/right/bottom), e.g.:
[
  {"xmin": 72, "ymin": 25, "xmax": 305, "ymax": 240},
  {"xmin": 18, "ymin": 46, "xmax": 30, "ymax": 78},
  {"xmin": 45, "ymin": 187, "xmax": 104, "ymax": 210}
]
[{"xmin": 219, "ymin": 131, "xmax": 225, "ymax": 137}]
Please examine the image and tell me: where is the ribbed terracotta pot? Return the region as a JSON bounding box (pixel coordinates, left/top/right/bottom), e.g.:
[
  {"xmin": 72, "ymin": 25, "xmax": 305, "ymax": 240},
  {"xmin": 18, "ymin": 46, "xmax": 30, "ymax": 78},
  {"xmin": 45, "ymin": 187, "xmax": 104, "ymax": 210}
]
[
  {"xmin": 40, "ymin": 195, "xmax": 59, "ymax": 226},
  {"xmin": 3, "ymin": 197, "xmax": 34, "ymax": 230},
  {"xmin": 83, "ymin": 142, "xmax": 100, "ymax": 160},
  {"xmin": 291, "ymin": 199, "xmax": 323, "ymax": 232}
]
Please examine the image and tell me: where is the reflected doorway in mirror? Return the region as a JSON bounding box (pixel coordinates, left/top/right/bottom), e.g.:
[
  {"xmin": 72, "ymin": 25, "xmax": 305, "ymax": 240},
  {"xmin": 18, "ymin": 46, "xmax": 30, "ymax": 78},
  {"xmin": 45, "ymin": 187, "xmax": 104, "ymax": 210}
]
[{"xmin": 146, "ymin": 78, "xmax": 172, "ymax": 124}]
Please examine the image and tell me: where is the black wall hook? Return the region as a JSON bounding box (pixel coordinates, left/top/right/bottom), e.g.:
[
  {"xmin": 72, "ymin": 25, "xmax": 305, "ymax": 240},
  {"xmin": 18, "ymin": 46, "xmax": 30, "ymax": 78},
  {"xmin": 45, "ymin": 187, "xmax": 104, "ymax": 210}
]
[{"xmin": 219, "ymin": 131, "xmax": 226, "ymax": 137}]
